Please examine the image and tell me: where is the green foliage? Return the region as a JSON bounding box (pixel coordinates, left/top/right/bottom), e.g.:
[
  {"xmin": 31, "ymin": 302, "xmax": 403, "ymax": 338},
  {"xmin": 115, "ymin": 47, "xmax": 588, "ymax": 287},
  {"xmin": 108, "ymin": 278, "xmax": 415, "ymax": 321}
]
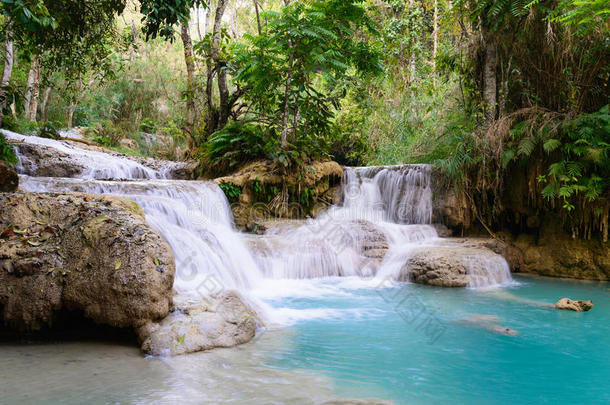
[
  {"xmin": 87, "ymin": 120, "xmax": 125, "ymax": 147},
  {"xmin": 159, "ymin": 120, "xmax": 184, "ymax": 141},
  {"xmin": 0, "ymin": 0, "xmax": 55, "ymax": 33},
  {"xmin": 218, "ymin": 182, "xmax": 242, "ymax": 202},
  {"xmin": 229, "ymin": 0, "xmax": 381, "ymax": 149},
  {"xmin": 537, "ymin": 106, "xmax": 610, "ymax": 209},
  {"xmin": 139, "ymin": 0, "xmax": 206, "ymax": 40},
  {"xmin": 139, "ymin": 118, "xmax": 157, "ymax": 133},
  {"xmin": 532, "ymin": 0, "xmax": 610, "ymax": 34},
  {"xmin": 298, "ymin": 187, "xmax": 315, "ymax": 207},
  {"xmin": 0, "ymin": 132, "xmax": 17, "ymax": 165},
  {"xmin": 251, "ymin": 179, "xmax": 263, "ymax": 196},
  {"xmin": 37, "ymin": 121, "xmax": 60, "ymax": 140},
  {"xmin": 205, "ymin": 122, "xmax": 268, "ymax": 172}
]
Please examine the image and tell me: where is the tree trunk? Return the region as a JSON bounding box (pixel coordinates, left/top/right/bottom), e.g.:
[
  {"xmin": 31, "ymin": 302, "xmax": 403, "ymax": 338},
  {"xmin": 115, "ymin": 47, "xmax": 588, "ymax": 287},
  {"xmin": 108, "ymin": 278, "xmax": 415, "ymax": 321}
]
[
  {"xmin": 218, "ymin": 67, "xmax": 230, "ymax": 128},
  {"xmin": 28, "ymin": 56, "xmax": 41, "ymax": 122},
  {"xmin": 483, "ymin": 37, "xmax": 497, "ymax": 121},
  {"xmin": 181, "ymin": 22, "xmax": 196, "ymax": 149},
  {"xmin": 432, "ymin": 0, "xmax": 438, "ymax": 87},
  {"xmin": 0, "ymin": 22, "xmax": 15, "ymax": 127},
  {"xmin": 408, "ymin": 0, "xmax": 416, "ymax": 81},
  {"xmin": 68, "ymin": 76, "xmax": 83, "ymax": 128},
  {"xmin": 281, "ymin": 45, "xmax": 294, "ymax": 149},
  {"xmin": 131, "ymin": 20, "xmax": 138, "ymax": 45},
  {"xmin": 254, "ymin": 0, "xmax": 262, "ymax": 35},
  {"xmin": 205, "ymin": 0, "xmax": 229, "ymax": 137},
  {"xmin": 24, "ymin": 61, "xmax": 35, "ymax": 118},
  {"xmin": 205, "ymin": 1, "xmax": 212, "ymax": 36},
  {"xmin": 196, "ymin": 8, "xmax": 203, "ymax": 40},
  {"xmin": 68, "ymin": 106, "xmax": 75, "ymax": 128},
  {"xmin": 40, "ymin": 87, "xmax": 51, "ymax": 122}
]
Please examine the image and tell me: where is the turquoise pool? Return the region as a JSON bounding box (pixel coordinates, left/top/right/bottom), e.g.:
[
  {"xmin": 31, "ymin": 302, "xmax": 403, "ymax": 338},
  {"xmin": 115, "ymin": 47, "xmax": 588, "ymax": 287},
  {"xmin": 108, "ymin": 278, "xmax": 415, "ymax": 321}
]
[{"xmin": 1, "ymin": 275, "xmax": 608, "ymax": 404}]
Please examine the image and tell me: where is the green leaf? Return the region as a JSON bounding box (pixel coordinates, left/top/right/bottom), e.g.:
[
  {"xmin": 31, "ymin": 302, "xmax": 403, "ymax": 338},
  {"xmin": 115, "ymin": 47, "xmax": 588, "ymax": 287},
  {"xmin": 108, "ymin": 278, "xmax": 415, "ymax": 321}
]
[
  {"xmin": 115, "ymin": 260, "xmax": 122, "ymax": 270},
  {"xmin": 543, "ymin": 139, "xmax": 561, "ymax": 153}
]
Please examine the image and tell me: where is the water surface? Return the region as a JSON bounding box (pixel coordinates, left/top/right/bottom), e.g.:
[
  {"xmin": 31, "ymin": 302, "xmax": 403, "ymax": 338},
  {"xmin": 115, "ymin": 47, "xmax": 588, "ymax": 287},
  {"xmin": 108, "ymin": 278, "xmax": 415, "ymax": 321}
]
[{"xmin": 1, "ymin": 275, "xmax": 607, "ymax": 404}]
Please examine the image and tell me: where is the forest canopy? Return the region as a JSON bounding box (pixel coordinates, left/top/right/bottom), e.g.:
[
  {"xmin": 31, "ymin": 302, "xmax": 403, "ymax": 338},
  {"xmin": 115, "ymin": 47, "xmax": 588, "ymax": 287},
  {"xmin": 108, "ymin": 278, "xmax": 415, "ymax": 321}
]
[{"xmin": 0, "ymin": 0, "xmax": 608, "ymax": 239}]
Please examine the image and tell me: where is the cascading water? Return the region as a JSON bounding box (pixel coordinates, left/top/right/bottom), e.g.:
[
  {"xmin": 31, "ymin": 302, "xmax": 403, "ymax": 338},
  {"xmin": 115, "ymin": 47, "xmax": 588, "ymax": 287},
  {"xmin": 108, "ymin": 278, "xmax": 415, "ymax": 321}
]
[
  {"xmin": 10, "ymin": 132, "xmax": 512, "ymax": 327},
  {"xmin": 19, "ymin": 176, "xmax": 263, "ymax": 293},
  {"xmin": 2, "ymin": 130, "xmax": 185, "ymax": 179}
]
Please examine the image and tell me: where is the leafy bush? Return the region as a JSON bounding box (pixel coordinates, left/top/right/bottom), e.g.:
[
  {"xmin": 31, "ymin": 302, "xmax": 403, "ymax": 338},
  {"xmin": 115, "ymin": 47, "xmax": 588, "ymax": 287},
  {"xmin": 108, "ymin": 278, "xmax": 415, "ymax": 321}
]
[
  {"xmin": 206, "ymin": 122, "xmax": 269, "ymax": 172},
  {"xmin": 219, "ymin": 182, "xmax": 242, "ymax": 202},
  {"xmin": 37, "ymin": 122, "xmax": 61, "ymax": 140},
  {"xmin": 535, "ymin": 106, "xmax": 609, "ymax": 210},
  {"xmin": 139, "ymin": 118, "xmax": 157, "ymax": 133},
  {"xmin": 0, "ymin": 133, "xmax": 18, "ymax": 165},
  {"xmin": 87, "ymin": 120, "xmax": 125, "ymax": 147}
]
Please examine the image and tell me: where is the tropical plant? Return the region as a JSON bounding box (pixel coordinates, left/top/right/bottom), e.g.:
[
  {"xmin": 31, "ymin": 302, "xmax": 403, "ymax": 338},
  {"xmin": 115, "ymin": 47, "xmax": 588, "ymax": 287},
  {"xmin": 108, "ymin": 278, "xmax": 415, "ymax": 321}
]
[{"xmin": 0, "ymin": 132, "xmax": 17, "ymax": 164}]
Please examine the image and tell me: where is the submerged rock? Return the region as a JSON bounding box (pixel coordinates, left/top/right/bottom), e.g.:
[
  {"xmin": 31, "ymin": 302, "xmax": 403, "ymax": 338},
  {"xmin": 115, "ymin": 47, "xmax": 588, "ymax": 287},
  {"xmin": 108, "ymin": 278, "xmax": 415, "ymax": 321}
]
[
  {"xmin": 458, "ymin": 314, "xmax": 519, "ymax": 337},
  {"xmin": 138, "ymin": 291, "xmax": 258, "ymax": 356},
  {"xmin": 554, "ymin": 298, "xmax": 594, "ymax": 312},
  {"xmin": 402, "ymin": 245, "xmax": 511, "ymax": 288},
  {"xmin": 0, "ymin": 161, "xmax": 18, "ymax": 192},
  {"xmin": 0, "ymin": 192, "xmax": 175, "ymax": 332}
]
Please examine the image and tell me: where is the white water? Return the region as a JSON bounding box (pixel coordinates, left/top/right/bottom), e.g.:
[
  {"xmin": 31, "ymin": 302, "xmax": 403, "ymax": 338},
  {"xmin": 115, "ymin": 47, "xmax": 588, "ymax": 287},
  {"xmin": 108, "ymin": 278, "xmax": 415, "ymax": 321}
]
[
  {"xmin": 11, "ymin": 133, "xmax": 512, "ymax": 325},
  {"xmin": 2, "ymin": 129, "xmax": 182, "ymax": 179}
]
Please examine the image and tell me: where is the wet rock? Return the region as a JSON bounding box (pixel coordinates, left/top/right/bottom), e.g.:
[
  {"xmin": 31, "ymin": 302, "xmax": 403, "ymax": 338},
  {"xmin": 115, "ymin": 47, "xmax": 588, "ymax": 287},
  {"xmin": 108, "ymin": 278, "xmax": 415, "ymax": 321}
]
[
  {"xmin": 511, "ymin": 220, "xmax": 609, "ymax": 281},
  {"xmin": 214, "ymin": 160, "xmax": 343, "ymax": 227},
  {"xmin": 431, "ymin": 175, "xmax": 472, "ymax": 230},
  {"xmin": 0, "ymin": 192, "xmax": 175, "ymax": 332},
  {"xmin": 14, "ymin": 142, "xmax": 83, "ymax": 178},
  {"xmin": 138, "ymin": 291, "xmax": 258, "ymax": 356},
  {"xmin": 457, "ymin": 314, "xmax": 519, "ymax": 336},
  {"xmin": 402, "ymin": 246, "xmax": 510, "ymax": 287},
  {"xmin": 5, "ymin": 131, "xmax": 199, "ymax": 180},
  {"xmin": 554, "ymin": 298, "xmax": 594, "ymax": 312},
  {"xmin": 0, "ymin": 161, "xmax": 18, "ymax": 192},
  {"xmin": 432, "ymin": 223, "xmax": 452, "ymax": 237},
  {"xmin": 119, "ymin": 138, "xmax": 138, "ymax": 150}
]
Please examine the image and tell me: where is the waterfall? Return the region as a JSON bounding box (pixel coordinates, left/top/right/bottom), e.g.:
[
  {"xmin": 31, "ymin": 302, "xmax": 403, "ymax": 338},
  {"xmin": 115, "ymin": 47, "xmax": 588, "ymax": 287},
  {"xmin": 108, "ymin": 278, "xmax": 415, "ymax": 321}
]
[
  {"xmin": 19, "ymin": 176, "xmax": 263, "ymax": 293},
  {"xmin": 2, "ymin": 130, "xmax": 185, "ymax": 179},
  {"xmin": 343, "ymin": 165, "xmax": 433, "ymax": 224},
  {"xmin": 10, "ymin": 132, "xmax": 512, "ymax": 303}
]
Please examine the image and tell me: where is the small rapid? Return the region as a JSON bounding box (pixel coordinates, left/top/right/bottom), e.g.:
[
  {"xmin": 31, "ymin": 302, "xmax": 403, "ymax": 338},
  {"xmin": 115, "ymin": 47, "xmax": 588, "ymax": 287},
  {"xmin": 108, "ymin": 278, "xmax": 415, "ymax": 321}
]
[{"xmin": 2, "ymin": 129, "xmax": 185, "ymax": 179}]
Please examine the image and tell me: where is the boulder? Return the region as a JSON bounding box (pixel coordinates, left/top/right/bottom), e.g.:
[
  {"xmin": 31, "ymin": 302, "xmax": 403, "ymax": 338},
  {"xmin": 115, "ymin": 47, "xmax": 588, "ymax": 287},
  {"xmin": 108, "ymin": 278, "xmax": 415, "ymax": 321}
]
[
  {"xmin": 138, "ymin": 291, "xmax": 258, "ymax": 356},
  {"xmin": 401, "ymin": 246, "xmax": 511, "ymax": 287},
  {"xmin": 554, "ymin": 298, "xmax": 594, "ymax": 312},
  {"xmin": 0, "ymin": 192, "xmax": 175, "ymax": 332},
  {"xmin": 0, "ymin": 161, "xmax": 18, "ymax": 192},
  {"xmin": 213, "ymin": 160, "xmax": 344, "ymax": 228}
]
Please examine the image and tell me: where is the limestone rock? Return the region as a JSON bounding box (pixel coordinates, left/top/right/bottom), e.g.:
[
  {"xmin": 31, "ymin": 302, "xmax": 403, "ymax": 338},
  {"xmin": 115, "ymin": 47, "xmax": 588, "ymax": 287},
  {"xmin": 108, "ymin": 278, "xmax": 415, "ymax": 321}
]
[
  {"xmin": 0, "ymin": 192, "xmax": 175, "ymax": 332},
  {"xmin": 457, "ymin": 314, "xmax": 519, "ymax": 336},
  {"xmin": 554, "ymin": 298, "xmax": 594, "ymax": 312},
  {"xmin": 511, "ymin": 221, "xmax": 609, "ymax": 281},
  {"xmin": 402, "ymin": 246, "xmax": 510, "ymax": 287},
  {"xmin": 7, "ymin": 132, "xmax": 198, "ymax": 180},
  {"xmin": 0, "ymin": 161, "xmax": 18, "ymax": 192},
  {"xmin": 138, "ymin": 291, "xmax": 258, "ymax": 356},
  {"xmin": 213, "ymin": 160, "xmax": 343, "ymax": 227}
]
